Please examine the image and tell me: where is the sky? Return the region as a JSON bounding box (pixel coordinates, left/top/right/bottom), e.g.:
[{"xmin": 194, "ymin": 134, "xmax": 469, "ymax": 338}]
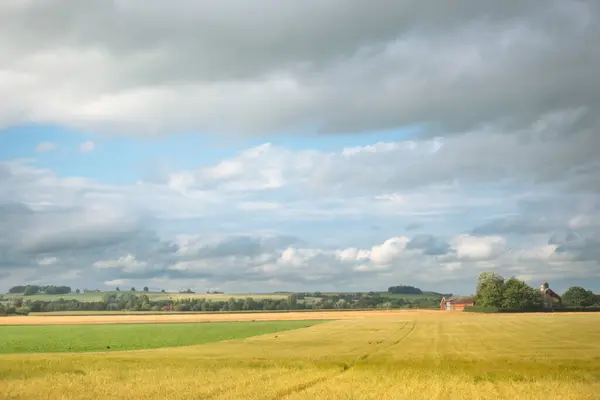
[{"xmin": 1, "ymin": 0, "xmax": 600, "ymax": 295}]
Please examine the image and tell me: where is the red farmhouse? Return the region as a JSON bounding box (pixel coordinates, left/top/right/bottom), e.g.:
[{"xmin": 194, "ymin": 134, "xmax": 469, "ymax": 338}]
[{"xmin": 440, "ymin": 296, "xmax": 476, "ymax": 311}]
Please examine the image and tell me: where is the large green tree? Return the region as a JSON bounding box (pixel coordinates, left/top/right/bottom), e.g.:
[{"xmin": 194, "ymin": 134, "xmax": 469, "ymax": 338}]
[
  {"xmin": 562, "ymin": 286, "xmax": 597, "ymax": 307},
  {"xmin": 475, "ymin": 272, "xmax": 505, "ymax": 308},
  {"xmin": 502, "ymin": 277, "xmax": 542, "ymax": 309}
]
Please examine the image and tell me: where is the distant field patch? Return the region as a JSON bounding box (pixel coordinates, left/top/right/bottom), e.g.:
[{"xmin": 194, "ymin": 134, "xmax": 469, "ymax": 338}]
[
  {"xmin": 375, "ymin": 292, "xmax": 443, "ymax": 299},
  {"xmin": 0, "ymin": 320, "xmax": 325, "ymax": 354},
  {"xmin": 150, "ymin": 293, "xmax": 288, "ymax": 301},
  {"xmin": 1, "ymin": 292, "xmax": 288, "ymax": 302},
  {"xmin": 2, "ymin": 292, "xmax": 105, "ymax": 302}
]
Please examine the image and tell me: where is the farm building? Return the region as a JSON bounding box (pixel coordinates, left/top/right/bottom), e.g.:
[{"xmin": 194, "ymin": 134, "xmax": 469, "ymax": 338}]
[
  {"xmin": 440, "ymin": 296, "xmax": 476, "ymax": 311},
  {"xmin": 540, "ymin": 282, "xmax": 562, "ymax": 309}
]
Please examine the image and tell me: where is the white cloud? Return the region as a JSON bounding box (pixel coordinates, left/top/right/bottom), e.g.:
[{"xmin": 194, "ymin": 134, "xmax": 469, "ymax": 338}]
[
  {"xmin": 238, "ymin": 201, "xmax": 280, "ymax": 211},
  {"xmin": 93, "ymin": 254, "xmax": 148, "ymax": 273},
  {"xmin": 277, "ymin": 248, "xmax": 305, "ymax": 267},
  {"xmin": 103, "ymin": 279, "xmax": 128, "ymax": 287},
  {"xmin": 517, "ymin": 244, "xmax": 559, "ymax": 262},
  {"xmin": 35, "ymin": 142, "xmax": 57, "ymax": 152},
  {"xmin": 336, "ymin": 248, "xmax": 370, "ymax": 262},
  {"xmin": 37, "ymin": 256, "xmax": 58, "ymax": 266},
  {"xmin": 79, "ymin": 140, "xmax": 95, "ymax": 153},
  {"xmin": 569, "ymin": 214, "xmax": 591, "ymax": 230},
  {"xmin": 368, "ymin": 237, "xmax": 410, "ymax": 265},
  {"xmin": 451, "ymin": 235, "xmax": 508, "ymax": 262}
]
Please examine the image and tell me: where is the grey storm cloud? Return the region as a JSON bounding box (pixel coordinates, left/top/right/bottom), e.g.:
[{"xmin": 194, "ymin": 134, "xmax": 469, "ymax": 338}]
[
  {"xmin": 0, "ymin": 0, "xmax": 598, "ymax": 137},
  {"xmin": 0, "ymin": 201, "xmax": 165, "ymax": 266},
  {"xmin": 472, "ymin": 216, "xmax": 563, "ymax": 236},
  {"xmin": 2, "ymin": 0, "xmax": 599, "ymax": 198},
  {"xmin": 406, "ymin": 234, "xmax": 451, "ymax": 256},
  {"xmin": 177, "ymin": 234, "xmax": 305, "ymax": 259},
  {"xmin": 404, "ymin": 223, "xmax": 422, "ymax": 232},
  {"xmin": 554, "ymin": 233, "xmax": 600, "ymax": 262},
  {"xmin": 549, "ymin": 232, "xmax": 580, "ymax": 246}
]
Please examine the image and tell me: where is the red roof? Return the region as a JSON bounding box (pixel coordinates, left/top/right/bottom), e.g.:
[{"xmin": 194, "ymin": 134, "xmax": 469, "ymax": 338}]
[{"xmin": 442, "ymin": 296, "xmax": 476, "ymax": 304}]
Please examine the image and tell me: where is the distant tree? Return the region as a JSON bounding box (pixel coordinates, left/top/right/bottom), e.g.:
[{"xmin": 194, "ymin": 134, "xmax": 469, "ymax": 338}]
[
  {"xmin": 502, "ymin": 277, "xmax": 542, "ymax": 309},
  {"xmin": 44, "ymin": 285, "xmax": 71, "ymax": 295},
  {"xmin": 15, "ymin": 306, "xmax": 30, "ymax": 315},
  {"xmin": 475, "ymin": 272, "xmax": 505, "ymax": 308},
  {"xmin": 116, "ymin": 287, "xmax": 120, "ymax": 292},
  {"xmin": 335, "ymin": 299, "xmax": 348, "ymax": 309},
  {"xmin": 563, "ymin": 286, "xmax": 596, "ymax": 307},
  {"xmin": 23, "ymin": 285, "xmax": 41, "ymax": 296},
  {"xmin": 130, "ymin": 287, "xmax": 136, "ymax": 292},
  {"xmin": 174, "ymin": 304, "xmax": 190, "ymax": 312},
  {"xmin": 227, "ymin": 297, "xmax": 238, "ymax": 311},
  {"xmin": 379, "ymin": 301, "xmax": 392, "ymax": 309},
  {"xmin": 143, "ymin": 287, "xmax": 149, "ymax": 292},
  {"xmin": 243, "ymin": 297, "xmax": 255, "ymax": 311},
  {"xmin": 387, "ymin": 285, "xmax": 423, "ymax": 295},
  {"xmin": 75, "ymin": 289, "xmax": 80, "ymax": 294},
  {"xmin": 8, "ymin": 285, "xmax": 27, "ymax": 294},
  {"xmin": 160, "ymin": 289, "xmax": 166, "ymax": 293},
  {"xmin": 287, "ymin": 294, "xmax": 298, "ymax": 309}
]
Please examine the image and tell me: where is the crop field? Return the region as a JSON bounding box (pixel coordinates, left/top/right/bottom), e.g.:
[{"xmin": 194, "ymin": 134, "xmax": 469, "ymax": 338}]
[
  {"xmin": 0, "ymin": 320, "xmax": 324, "ymax": 354},
  {"xmin": 1, "ymin": 311, "xmax": 599, "ymax": 399}
]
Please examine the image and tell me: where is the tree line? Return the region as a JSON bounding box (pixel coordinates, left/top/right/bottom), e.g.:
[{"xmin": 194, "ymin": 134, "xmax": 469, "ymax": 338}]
[
  {"xmin": 8, "ymin": 285, "xmax": 72, "ymax": 296},
  {"xmin": 473, "ymin": 272, "xmax": 600, "ymax": 312},
  {"xmin": 0, "ymin": 292, "xmax": 443, "ymax": 315},
  {"xmin": 387, "ymin": 285, "xmax": 423, "ymax": 294}
]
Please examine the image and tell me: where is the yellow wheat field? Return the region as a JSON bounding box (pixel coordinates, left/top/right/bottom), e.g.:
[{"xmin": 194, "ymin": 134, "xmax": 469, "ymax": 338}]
[{"xmin": 1, "ymin": 311, "xmax": 600, "ymax": 400}]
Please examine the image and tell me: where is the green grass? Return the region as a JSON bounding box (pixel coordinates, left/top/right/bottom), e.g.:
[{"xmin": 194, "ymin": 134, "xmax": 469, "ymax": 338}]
[
  {"xmin": 1, "ymin": 312, "xmax": 600, "ymax": 399},
  {"xmin": 0, "ymin": 320, "xmax": 325, "ymax": 354}
]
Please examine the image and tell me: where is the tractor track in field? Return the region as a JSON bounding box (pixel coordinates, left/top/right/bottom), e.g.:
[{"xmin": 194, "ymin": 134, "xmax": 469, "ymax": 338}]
[
  {"xmin": 202, "ymin": 322, "xmax": 359, "ymax": 400},
  {"xmin": 392, "ymin": 319, "xmax": 417, "ymax": 345},
  {"xmin": 270, "ymin": 319, "xmax": 418, "ymax": 400}
]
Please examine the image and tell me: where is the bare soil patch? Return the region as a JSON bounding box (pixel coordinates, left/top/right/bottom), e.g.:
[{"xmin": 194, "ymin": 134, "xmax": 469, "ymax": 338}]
[{"xmin": 0, "ymin": 310, "xmax": 441, "ymax": 325}]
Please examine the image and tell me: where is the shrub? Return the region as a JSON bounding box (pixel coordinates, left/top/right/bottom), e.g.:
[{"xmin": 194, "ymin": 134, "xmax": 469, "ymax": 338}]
[
  {"xmin": 15, "ymin": 306, "xmax": 30, "ymax": 315},
  {"xmin": 464, "ymin": 306, "xmax": 500, "ymax": 313}
]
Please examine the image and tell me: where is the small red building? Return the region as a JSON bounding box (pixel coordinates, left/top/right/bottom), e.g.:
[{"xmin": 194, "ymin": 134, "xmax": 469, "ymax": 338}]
[{"xmin": 440, "ymin": 296, "xmax": 476, "ymax": 311}]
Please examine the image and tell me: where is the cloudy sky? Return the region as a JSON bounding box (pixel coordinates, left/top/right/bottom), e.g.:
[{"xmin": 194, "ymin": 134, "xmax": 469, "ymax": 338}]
[{"xmin": 1, "ymin": 0, "xmax": 599, "ymax": 294}]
